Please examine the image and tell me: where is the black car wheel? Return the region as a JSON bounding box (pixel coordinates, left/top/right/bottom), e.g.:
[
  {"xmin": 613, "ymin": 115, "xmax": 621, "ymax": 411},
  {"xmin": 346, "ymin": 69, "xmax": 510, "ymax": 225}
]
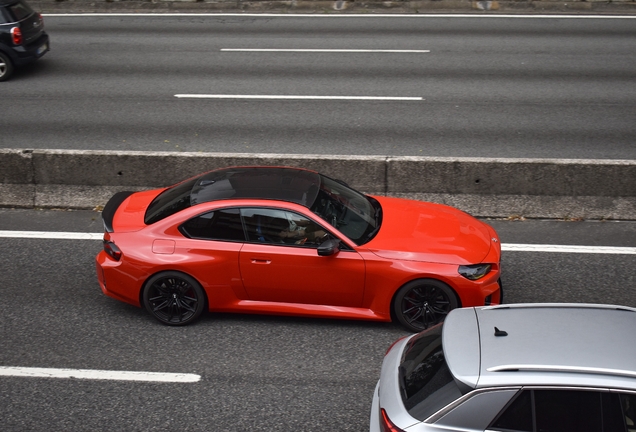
[
  {"xmin": 393, "ymin": 279, "xmax": 459, "ymax": 333},
  {"xmin": 143, "ymin": 272, "xmax": 206, "ymax": 326},
  {"xmin": 0, "ymin": 52, "xmax": 14, "ymax": 82}
]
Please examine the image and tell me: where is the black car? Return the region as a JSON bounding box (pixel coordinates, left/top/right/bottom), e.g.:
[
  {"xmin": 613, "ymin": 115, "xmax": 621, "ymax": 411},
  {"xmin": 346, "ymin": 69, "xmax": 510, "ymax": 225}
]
[{"xmin": 0, "ymin": 0, "xmax": 49, "ymax": 81}]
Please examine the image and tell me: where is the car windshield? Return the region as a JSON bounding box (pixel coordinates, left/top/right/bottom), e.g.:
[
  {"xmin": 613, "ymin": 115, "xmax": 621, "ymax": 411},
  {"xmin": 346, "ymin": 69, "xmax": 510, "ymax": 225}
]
[
  {"xmin": 7, "ymin": 0, "xmax": 34, "ymax": 21},
  {"xmin": 310, "ymin": 175, "xmax": 381, "ymax": 245},
  {"xmin": 399, "ymin": 324, "xmax": 463, "ymax": 421},
  {"xmin": 143, "ymin": 168, "xmax": 382, "ymax": 246}
]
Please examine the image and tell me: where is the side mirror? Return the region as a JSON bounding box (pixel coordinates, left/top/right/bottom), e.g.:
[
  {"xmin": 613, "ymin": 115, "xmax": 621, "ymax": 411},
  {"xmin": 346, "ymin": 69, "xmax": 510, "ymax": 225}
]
[{"xmin": 317, "ymin": 239, "xmax": 340, "ymax": 257}]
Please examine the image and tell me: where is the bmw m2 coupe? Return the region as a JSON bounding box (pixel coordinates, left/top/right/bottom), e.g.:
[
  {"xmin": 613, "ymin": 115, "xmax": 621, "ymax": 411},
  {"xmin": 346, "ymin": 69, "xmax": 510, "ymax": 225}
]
[{"xmin": 95, "ymin": 166, "xmax": 502, "ymax": 331}]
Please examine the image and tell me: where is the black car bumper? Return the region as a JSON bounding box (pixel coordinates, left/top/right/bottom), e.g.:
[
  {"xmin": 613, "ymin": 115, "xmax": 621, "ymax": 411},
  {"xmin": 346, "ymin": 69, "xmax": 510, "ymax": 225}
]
[{"xmin": 11, "ymin": 31, "xmax": 48, "ymax": 66}]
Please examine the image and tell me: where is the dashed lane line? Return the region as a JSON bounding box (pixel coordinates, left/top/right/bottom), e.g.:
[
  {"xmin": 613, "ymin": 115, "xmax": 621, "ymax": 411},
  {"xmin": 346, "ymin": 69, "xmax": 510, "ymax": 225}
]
[
  {"xmin": 174, "ymin": 94, "xmax": 423, "ymax": 101},
  {"xmin": 220, "ymin": 48, "xmax": 431, "ymax": 53},
  {"xmin": 0, "ymin": 366, "xmax": 200, "ymax": 383}
]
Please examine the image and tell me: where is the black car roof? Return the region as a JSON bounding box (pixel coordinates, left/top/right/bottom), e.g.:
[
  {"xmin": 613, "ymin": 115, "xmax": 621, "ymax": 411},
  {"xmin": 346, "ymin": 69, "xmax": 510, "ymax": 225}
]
[{"xmin": 190, "ymin": 166, "xmax": 321, "ymax": 206}]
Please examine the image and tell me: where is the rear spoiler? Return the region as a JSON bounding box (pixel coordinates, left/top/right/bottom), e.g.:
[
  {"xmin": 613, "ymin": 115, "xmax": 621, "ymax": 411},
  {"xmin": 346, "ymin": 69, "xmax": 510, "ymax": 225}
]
[{"xmin": 101, "ymin": 191, "xmax": 134, "ymax": 232}]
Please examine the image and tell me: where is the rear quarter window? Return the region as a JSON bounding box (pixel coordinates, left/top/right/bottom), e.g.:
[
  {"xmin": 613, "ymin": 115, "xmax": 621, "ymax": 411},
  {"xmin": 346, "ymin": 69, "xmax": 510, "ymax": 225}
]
[{"xmin": 180, "ymin": 208, "xmax": 245, "ymax": 242}]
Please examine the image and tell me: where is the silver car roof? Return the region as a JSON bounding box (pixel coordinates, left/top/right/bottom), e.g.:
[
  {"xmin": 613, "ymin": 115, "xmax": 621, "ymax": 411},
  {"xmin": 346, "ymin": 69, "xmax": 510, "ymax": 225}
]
[{"xmin": 443, "ymin": 303, "xmax": 636, "ymax": 391}]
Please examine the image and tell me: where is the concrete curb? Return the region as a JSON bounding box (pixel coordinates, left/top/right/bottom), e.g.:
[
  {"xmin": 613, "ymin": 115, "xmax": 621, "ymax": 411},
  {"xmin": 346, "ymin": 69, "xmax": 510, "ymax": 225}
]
[
  {"xmin": 29, "ymin": 0, "xmax": 636, "ymax": 14},
  {"xmin": 2, "ymin": 149, "xmax": 635, "ymax": 220}
]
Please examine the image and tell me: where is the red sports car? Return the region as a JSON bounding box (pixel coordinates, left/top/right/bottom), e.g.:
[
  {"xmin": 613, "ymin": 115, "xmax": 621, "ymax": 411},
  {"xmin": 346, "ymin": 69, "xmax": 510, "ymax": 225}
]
[{"xmin": 95, "ymin": 166, "xmax": 502, "ymax": 332}]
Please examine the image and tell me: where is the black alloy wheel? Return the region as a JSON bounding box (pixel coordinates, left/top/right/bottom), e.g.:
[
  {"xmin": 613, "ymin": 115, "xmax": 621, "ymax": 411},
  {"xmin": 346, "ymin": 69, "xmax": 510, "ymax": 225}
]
[
  {"xmin": 393, "ymin": 279, "xmax": 459, "ymax": 333},
  {"xmin": 143, "ymin": 272, "xmax": 206, "ymax": 326},
  {"xmin": 0, "ymin": 52, "xmax": 14, "ymax": 82}
]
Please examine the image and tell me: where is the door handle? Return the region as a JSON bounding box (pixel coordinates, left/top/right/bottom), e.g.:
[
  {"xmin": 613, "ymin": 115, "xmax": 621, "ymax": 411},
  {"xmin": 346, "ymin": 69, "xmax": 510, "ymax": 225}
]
[{"xmin": 250, "ymin": 259, "xmax": 271, "ymax": 264}]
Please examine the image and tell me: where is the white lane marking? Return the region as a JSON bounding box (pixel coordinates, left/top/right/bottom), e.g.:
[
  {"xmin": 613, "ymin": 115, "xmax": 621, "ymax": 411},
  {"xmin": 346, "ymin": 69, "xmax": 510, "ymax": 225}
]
[
  {"xmin": 43, "ymin": 13, "xmax": 636, "ymax": 18},
  {"xmin": 0, "ymin": 366, "xmax": 201, "ymax": 383},
  {"xmin": 220, "ymin": 48, "xmax": 431, "ymax": 53},
  {"xmin": 502, "ymin": 244, "xmax": 636, "ymax": 254},
  {"xmin": 174, "ymin": 94, "xmax": 423, "ymax": 101},
  {"xmin": 1, "ymin": 231, "xmax": 635, "ymax": 254},
  {"xmin": 0, "ymin": 231, "xmax": 103, "ymax": 240}
]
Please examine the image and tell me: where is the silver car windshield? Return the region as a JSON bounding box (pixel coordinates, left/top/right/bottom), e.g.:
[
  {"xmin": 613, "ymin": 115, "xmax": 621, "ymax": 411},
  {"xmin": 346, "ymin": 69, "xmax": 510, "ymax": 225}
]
[{"xmin": 400, "ymin": 324, "xmax": 463, "ymax": 421}]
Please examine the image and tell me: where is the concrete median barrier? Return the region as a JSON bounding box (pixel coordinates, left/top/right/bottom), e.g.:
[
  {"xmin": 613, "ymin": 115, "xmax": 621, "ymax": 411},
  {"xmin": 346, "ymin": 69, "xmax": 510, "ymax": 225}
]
[
  {"xmin": 387, "ymin": 156, "xmax": 636, "ymax": 219},
  {"xmin": 32, "ymin": 0, "xmax": 636, "ymax": 14},
  {"xmin": 1, "ymin": 148, "xmax": 635, "ymax": 220}
]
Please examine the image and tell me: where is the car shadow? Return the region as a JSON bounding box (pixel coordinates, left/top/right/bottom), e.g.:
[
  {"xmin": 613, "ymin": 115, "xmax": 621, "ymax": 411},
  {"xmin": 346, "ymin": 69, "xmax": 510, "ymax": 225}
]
[
  {"xmin": 199, "ymin": 310, "xmax": 409, "ymax": 333},
  {"xmin": 8, "ymin": 60, "xmax": 52, "ymax": 81}
]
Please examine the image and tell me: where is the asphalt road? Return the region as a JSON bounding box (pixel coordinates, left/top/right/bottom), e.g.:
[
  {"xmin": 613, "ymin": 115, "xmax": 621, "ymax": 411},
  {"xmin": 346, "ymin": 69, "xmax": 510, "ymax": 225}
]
[
  {"xmin": 1, "ymin": 13, "xmax": 636, "ymax": 431},
  {"xmin": 2, "ymin": 14, "xmax": 636, "ymax": 159},
  {"xmin": 1, "ymin": 208, "xmax": 635, "ymax": 431}
]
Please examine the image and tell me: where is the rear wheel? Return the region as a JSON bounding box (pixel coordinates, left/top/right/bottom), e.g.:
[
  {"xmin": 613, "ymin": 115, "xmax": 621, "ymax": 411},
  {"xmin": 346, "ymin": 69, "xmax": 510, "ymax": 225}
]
[
  {"xmin": 392, "ymin": 279, "xmax": 458, "ymax": 333},
  {"xmin": 142, "ymin": 271, "xmax": 206, "ymax": 326},
  {"xmin": 0, "ymin": 52, "xmax": 15, "ymax": 82}
]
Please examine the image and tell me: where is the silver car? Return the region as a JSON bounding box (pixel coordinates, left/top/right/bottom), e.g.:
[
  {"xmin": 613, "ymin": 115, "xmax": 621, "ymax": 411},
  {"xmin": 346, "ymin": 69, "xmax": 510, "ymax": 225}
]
[{"xmin": 370, "ymin": 303, "xmax": 636, "ymax": 432}]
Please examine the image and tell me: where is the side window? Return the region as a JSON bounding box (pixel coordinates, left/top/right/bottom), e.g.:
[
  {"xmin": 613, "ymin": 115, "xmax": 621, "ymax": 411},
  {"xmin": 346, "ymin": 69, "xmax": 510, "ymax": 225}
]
[
  {"xmin": 490, "ymin": 390, "xmax": 533, "ymax": 432},
  {"xmin": 621, "ymin": 393, "xmax": 636, "ymax": 432},
  {"xmin": 491, "ymin": 389, "xmax": 604, "ymax": 432},
  {"xmin": 180, "ymin": 208, "xmax": 245, "ymax": 241},
  {"xmin": 241, "ymin": 208, "xmax": 330, "ymax": 247},
  {"xmin": 534, "ymin": 389, "xmax": 602, "ymax": 432},
  {"xmin": 432, "ymin": 389, "xmax": 519, "ymax": 431}
]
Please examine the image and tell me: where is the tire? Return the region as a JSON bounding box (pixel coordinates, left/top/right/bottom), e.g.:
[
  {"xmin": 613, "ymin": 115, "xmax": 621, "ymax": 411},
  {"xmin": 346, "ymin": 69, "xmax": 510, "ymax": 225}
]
[
  {"xmin": 392, "ymin": 279, "xmax": 459, "ymax": 333},
  {"xmin": 0, "ymin": 52, "xmax": 15, "ymax": 82},
  {"xmin": 142, "ymin": 271, "xmax": 206, "ymax": 326}
]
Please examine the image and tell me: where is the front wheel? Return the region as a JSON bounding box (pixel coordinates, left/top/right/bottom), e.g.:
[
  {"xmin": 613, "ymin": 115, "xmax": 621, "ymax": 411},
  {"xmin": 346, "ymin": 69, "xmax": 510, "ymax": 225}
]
[
  {"xmin": 392, "ymin": 279, "xmax": 459, "ymax": 333},
  {"xmin": 142, "ymin": 272, "xmax": 206, "ymax": 326},
  {"xmin": 0, "ymin": 52, "xmax": 15, "ymax": 82}
]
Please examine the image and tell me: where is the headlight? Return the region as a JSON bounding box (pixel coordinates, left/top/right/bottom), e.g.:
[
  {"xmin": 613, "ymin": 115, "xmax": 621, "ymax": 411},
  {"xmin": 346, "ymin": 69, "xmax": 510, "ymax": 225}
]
[{"xmin": 459, "ymin": 264, "xmax": 491, "ymax": 281}]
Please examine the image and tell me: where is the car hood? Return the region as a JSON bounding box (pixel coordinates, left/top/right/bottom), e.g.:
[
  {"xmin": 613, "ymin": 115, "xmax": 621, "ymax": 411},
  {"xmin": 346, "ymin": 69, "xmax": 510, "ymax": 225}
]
[{"xmin": 364, "ymin": 196, "xmax": 494, "ymax": 265}]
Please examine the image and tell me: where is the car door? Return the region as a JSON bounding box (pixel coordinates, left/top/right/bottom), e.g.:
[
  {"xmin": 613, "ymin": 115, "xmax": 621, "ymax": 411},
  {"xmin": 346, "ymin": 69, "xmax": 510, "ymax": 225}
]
[
  {"xmin": 177, "ymin": 207, "xmax": 248, "ymax": 300},
  {"xmin": 238, "ymin": 207, "xmax": 366, "ymax": 307}
]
